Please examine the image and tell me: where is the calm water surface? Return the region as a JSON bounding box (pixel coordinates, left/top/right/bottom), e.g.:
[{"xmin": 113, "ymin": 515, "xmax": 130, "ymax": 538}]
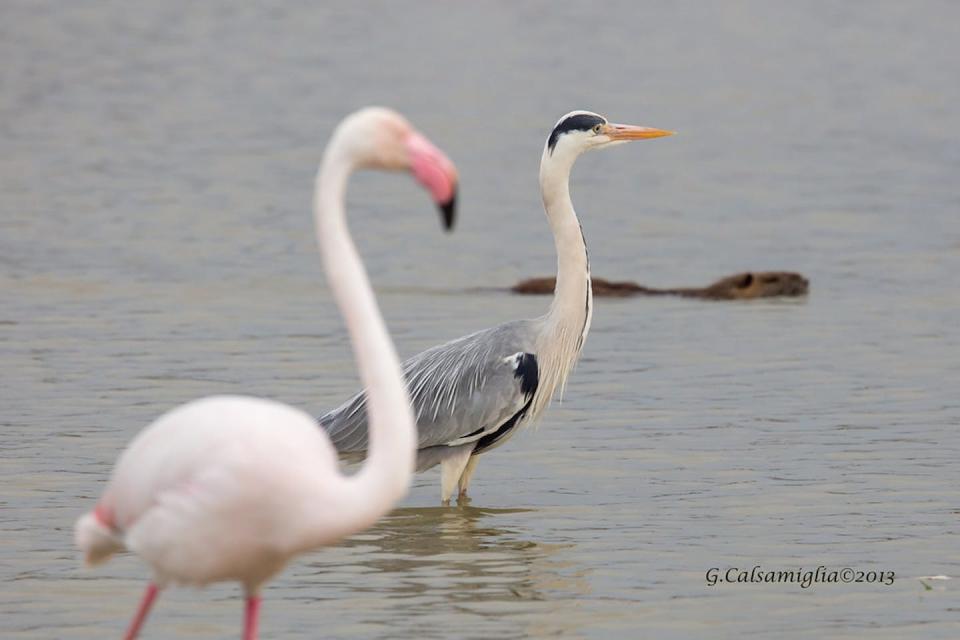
[{"xmin": 2, "ymin": 2, "xmax": 958, "ymax": 638}]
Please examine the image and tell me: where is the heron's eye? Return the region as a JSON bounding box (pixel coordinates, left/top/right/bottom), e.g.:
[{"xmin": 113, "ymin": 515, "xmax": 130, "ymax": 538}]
[{"xmin": 592, "ymin": 124, "xmax": 603, "ymax": 134}]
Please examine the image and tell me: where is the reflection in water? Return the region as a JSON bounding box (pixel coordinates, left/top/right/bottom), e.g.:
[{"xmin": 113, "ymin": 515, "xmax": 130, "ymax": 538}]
[{"xmin": 297, "ymin": 507, "xmax": 591, "ymax": 638}]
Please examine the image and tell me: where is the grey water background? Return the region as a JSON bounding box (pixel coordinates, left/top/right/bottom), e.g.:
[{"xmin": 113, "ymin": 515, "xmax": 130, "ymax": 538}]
[{"xmin": 2, "ymin": 1, "xmax": 958, "ymax": 638}]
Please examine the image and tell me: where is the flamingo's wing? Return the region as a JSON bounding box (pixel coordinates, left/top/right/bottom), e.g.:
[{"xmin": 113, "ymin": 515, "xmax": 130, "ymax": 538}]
[{"xmin": 123, "ymin": 449, "xmax": 262, "ymax": 585}]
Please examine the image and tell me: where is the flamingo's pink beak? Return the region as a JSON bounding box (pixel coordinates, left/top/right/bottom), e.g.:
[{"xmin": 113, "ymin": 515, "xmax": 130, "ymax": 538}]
[{"xmin": 405, "ymin": 131, "xmax": 458, "ymax": 230}]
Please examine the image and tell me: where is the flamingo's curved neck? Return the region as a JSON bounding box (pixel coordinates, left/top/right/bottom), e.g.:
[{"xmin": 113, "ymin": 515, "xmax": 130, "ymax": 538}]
[{"xmin": 312, "ymin": 129, "xmax": 415, "ymax": 533}]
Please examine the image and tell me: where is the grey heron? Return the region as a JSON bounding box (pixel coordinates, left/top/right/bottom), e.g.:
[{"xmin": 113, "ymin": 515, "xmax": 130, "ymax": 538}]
[{"xmin": 320, "ymin": 111, "xmax": 673, "ymax": 505}]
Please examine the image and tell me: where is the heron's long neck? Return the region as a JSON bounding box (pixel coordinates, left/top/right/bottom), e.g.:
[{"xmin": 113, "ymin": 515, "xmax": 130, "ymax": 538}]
[
  {"xmin": 313, "ymin": 144, "xmax": 415, "ymax": 534},
  {"xmin": 537, "ymin": 149, "xmax": 593, "ymax": 405}
]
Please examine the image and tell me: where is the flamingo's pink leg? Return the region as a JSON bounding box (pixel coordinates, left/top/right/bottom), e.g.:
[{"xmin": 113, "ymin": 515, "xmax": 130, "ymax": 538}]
[
  {"xmin": 124, "ymin": 583, "xmax": 159, "ymax": 640},
  {"xmin": 243, "ymin": 595, "xmax": 262, "ymax": 640}
]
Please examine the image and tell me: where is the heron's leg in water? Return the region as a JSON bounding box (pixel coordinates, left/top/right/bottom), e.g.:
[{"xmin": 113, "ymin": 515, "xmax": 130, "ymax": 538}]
[
  {"xmin": 457, "ymin": 455, "xmax": 480, "ymax": 501},
  {"xmin": 440, "ymin": 446, "xmax": 473, "ymax": 505}
]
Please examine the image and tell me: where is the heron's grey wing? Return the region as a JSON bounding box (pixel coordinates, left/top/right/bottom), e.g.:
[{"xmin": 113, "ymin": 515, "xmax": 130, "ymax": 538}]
[{"xmin": 319, "ymin": 322, "xmax": 539, "ymax": 456}]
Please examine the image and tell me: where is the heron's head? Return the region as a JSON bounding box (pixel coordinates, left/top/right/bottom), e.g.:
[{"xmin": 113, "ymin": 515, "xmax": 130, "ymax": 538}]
[
  {"xmin": 338, "ymin": 107, "xmax": 458, "ymax": 230},
  {"xmin": 544, "ymin": 110, "xmax": 674, "ymax": 162}
]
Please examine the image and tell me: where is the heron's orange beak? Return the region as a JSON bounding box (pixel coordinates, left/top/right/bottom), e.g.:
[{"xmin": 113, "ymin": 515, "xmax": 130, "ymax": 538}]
[{"xmin": 600, "ymin": 123, "xmax": 675, "ymax": 141}]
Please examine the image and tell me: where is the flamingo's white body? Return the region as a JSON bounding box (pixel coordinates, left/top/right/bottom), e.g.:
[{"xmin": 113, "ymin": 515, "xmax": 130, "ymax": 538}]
[{"xmin": 74, "ymin": 107, "xmax": 458, "ymax": 640}]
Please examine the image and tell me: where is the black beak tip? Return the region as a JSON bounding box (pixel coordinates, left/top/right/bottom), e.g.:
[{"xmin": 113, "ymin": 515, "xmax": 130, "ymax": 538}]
[{"xmin": 439, "ymin": 188, "xmax": 456, "ymax": 232}]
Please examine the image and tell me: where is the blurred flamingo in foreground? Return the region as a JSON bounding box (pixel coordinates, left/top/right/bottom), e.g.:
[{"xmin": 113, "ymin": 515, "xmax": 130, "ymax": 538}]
[{"xmin": 74, "ymin": 107, "xmax": 458, "ymax": 640}]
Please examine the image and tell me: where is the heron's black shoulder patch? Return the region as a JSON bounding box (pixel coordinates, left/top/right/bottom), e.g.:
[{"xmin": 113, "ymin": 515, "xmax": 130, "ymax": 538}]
[
  {"xmin": 513, "ymin": 352, "xmax": 539, "ymax": 398},
  {"xmin": 472, "ymin": 352, "xmax": 540, "ymax": 455},
  {"xmin": 547, "ymin": 114, "xmax": 605, "ymax": 154}
]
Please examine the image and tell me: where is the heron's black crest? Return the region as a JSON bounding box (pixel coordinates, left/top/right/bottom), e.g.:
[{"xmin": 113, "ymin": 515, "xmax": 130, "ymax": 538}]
[{"xmin": 547, "ymin": 114, "xmax": 606, "ymax": 154}]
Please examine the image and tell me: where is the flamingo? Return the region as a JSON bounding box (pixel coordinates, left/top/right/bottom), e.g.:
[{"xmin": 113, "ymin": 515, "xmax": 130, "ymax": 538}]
[{"xmin": 74, "ymin": 107, "xmax": 459, "ymax": 640}]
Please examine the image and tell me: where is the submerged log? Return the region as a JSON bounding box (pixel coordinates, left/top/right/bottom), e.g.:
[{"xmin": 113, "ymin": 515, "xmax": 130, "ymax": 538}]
[{"xmin": 511, "ymin": 272, "xmax": 809, "ymax": 299}]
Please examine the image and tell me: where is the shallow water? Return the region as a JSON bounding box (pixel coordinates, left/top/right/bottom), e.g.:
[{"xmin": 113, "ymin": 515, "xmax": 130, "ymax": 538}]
[{"xmin": 2, "ymin": 1, "xmax": 959, "ymax": 638}]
